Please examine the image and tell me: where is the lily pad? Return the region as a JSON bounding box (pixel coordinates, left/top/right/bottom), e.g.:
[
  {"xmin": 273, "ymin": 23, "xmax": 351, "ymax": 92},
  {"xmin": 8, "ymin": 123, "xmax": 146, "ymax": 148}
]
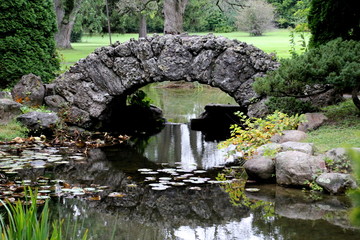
[
  {"xmin": 108, "ymin": 192, "xmax": 126, "ymax": 197},
  {"xmin": 245, "ymin": 188, "xmax": 260, "ymax": 192}
]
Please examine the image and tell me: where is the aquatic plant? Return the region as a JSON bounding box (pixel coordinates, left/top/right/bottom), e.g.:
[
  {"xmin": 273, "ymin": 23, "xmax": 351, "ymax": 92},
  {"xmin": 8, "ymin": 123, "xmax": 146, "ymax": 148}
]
[{"xmin": 0, "ymin": 188, "xmax": 88, "ymax": 240}]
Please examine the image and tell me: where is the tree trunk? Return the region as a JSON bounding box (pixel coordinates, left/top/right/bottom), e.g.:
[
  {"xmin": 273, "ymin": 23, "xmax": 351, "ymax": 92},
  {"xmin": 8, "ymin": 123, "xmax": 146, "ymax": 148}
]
[
  {"xmin": 352, "ymin": 83, "xmax": 360, "ymax": 111},
  {"xmin": 54, "ymin": 0, "xmax": 83, "ymax": 49},
  {"xmin": 163, "ymin": 0, "xmax": 188, "ymax": 34},
  {"xmin": 139, "ymin": 13, "xmax": 147, "ymax": 38}
]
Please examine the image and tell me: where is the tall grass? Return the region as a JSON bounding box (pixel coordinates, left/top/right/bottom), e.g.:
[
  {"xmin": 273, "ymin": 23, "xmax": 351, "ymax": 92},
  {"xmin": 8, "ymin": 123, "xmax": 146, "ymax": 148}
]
[
  {"xmin": 0, "ymin": 189, "xmax": 88, "ymax": 240},
  {"xmin": 0, "ymin": 120, "xmax": 28, "ymax": 141}
]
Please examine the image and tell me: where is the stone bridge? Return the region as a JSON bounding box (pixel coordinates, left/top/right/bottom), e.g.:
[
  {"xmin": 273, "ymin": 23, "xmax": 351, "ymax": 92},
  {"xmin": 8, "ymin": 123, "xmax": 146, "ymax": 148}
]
[{"xmin": 45, "ymin": 34, "xmax": 278, "ymax": 129}]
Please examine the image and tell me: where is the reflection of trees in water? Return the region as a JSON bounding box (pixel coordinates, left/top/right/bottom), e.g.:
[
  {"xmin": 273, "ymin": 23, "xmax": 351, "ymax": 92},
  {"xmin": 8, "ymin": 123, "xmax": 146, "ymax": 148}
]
[{"xmin": 143, "ymin": 123, "xmax": 225, "ymax": 169}]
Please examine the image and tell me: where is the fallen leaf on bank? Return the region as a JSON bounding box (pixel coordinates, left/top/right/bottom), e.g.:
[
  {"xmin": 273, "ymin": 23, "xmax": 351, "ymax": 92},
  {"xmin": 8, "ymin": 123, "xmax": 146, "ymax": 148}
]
[{"xmin": 88, "ymin": 195, "xmax": 101, "ymax": 201}]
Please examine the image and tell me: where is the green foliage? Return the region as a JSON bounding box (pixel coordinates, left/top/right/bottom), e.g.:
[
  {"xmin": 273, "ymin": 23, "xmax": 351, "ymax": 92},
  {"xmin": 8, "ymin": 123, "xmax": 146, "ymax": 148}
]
[
  {"xmin": 292, "ymin": 0, "xmax": 310, "ymax": 31},
  {"xmin": 236, "ymin": 0, "xmax": 275, "ymax": 36},
  {"xmin": 266, "ymin": 0, "xmax": 299, "ymax": 28},
  {"xmin": 350, "ymin": 150, "xmax": 360, "ymax": 226},
  {"xmin": 289, "ymin": 30, "xmax": 308, "ymax": 57},
  {"xmin": 303, "ymin": 180, "xmax": 323, "ymax": 192},
  {"xmin": 21, "ymin": 106, "xmax": 52, "ymax": 114},
  {"xmin": 253, "ymin": 38, "xmax": 360, "ymax": 110},
  {"xmin": 0, "ymin": 121, "xmax": 28, "ymax": 141},
  {"xmin": 265, "ymin": 96, "xmax": 318, "ymax": 115},
  {"xmin": 0, "ymin": 0, "xmax": 60, "ymax": 88},
  {"xmin": 325, "ymin": 156, "xmax": 352, "ymax": 173},
  {"xmin": 219, "ymin": 111, "xmax": 305, "ymax": 158},
  {"xmin": 203, "ymin": 9, "xmax": 235, "ymax": 33},
  {"xmin": 308, "ymin": 0, "xmax": 360, "ymax": 48},
  {"xmin": 0, "ymin": 188, "xmax": 88, "ymax": 240},
  {"xmin": 322, "ymin": 99, "xmax": 360, "ymax": 123},
  {"xmin": 127, "ymin": 90, "xmax": 152, "ymax": 108},
  {"xmin": 70, "ymin": 30, "xmax": 83, "ymax": 43}
]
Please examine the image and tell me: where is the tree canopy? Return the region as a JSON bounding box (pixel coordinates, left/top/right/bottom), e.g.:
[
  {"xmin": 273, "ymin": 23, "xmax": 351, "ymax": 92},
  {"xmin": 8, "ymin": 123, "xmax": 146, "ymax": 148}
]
[{"xmin": 308, "ymin": 0, "xmax": 360, "ymax": 47}]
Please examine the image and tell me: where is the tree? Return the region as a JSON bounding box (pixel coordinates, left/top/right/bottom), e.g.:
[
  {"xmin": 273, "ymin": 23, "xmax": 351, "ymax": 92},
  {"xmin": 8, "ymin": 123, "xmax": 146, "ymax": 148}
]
[
  {"xmin": 292, "ymin": 0, "xmax": 310, "ymax": 31},
  {"xmin": 308, "ymin": 0, "xmax": 360, "ymax": 48},
  {"xmin": 73, "ymin": 0, "xmax": 106, "ymax": 35},
  {"xmin": 163, "ymin": 0, "xmax": 189, "ymax": 34},
  {"xmin": 163, "ymin": 0, "xmax": 247, "ymax": 34},
  {"xmin": 0, "ymin": 0, "xmax": 60, "ymax": 88},
  {"xmin": 54, "ymin": 0, "xmax": 84, "ymax": 49},
  {"xmin": 253, "ymin": 38, "xmax": 360, "ymax": 111},
  {"xmin": 236, "ymin": 0, "xmax": 275, "ymax": 36},
  {"xmin": 116, "ymin": 0, "xmax": 160, "ymax": 38},
  {"xmin": 266, "ymin": 0, "xmax": 298, "ymax": 28}
]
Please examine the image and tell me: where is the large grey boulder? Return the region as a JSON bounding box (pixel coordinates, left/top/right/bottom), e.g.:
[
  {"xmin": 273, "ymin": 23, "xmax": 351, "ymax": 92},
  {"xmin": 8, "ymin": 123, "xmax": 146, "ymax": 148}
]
[
  {"xmin": 271, "ymin": 130, "xmax": 307, "ymax": 143},
  {"xmin": 11, "ymin": 74, "xmax": 45, "ymax": 107},
  {"xmin": 297, "ymin": 113, "xmax": 328, "ymax": 132},
  {"xmin": 44, "ymin": 95, "xmax": 68, "ymax": 112},
  {"xmin": 301, "ymin": 88, "xmax": 343, "ymax": 107},
  {"xmin": 16, "ymin": 111, "xmax": 59, "ymax": 135},
  {"xmin": 281, "ymin": 141, "xmax": 315, "ymax": 155},
  {"xmin": 244, "ymin": 155, "xmax": 275, "ymax": 181},
  {"xmin": 275, "ymin": 151, "xmax": 326, "ymax": 187},
  {"xmin": 0, "ymin": 99, "xmax": 23, "ymax": 124},
  {"xmin": 316, "ymin": 173, "xmax": 357, "ymax": 194}
]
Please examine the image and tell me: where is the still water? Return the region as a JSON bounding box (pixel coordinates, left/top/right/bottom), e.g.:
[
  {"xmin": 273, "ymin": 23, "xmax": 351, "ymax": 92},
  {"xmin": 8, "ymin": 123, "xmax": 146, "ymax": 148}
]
[{"xmin": 18, "ymin": 84, "xmax": 360, "ymax": 239}]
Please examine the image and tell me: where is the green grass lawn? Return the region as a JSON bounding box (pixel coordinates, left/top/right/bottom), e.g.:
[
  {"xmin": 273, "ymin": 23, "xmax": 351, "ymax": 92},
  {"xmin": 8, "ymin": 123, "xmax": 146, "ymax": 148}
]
[
  {"xmin": 58, "ymin": 29, "xmax": 307, "ymax": 70},
  {"xmin": 305, "ymin": 100, "xmax": 360, "ymax": 152}
]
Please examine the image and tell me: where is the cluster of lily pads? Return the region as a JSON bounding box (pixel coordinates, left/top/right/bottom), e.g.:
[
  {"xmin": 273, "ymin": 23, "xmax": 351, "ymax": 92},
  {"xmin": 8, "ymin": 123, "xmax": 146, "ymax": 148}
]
[
  {"xmin": 0, "ymin": 176, "xmax": 111, "ymax": 205},
  {"xmin": 138, "ymin": 166, "xmax": 234, "ymax": 191},
  {"xmin": 0, "ymin": 142, "xmax": 108, "ymax": 204},
  {"xmin": 0, "ymin": 144, "xmax": 86, "ymax": 174}
]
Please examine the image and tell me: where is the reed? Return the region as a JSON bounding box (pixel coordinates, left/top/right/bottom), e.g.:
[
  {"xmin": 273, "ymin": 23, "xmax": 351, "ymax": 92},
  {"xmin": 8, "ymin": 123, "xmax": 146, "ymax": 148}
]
[{"xmin": 0, "ymin": 188, "xmax": 88, "ymax": 240}]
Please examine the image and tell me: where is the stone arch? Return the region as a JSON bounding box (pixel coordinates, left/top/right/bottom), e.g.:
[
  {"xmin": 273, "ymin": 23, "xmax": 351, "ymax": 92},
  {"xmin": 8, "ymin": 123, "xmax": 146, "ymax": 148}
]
[{"xmin": 45, "ymin": 34, "xmax": 279, "ymax": 129}]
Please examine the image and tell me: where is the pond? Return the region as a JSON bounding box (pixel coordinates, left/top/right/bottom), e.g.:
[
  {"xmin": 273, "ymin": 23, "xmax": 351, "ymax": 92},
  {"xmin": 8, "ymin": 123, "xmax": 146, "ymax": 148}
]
[{"xmin": 1, "ymin": 83, "xmax": 359, "ymax": 240}]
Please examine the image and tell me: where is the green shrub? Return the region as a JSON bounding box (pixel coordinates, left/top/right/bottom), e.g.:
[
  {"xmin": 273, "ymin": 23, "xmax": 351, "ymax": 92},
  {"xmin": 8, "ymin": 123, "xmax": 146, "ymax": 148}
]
[
  {"xmin": 0, "ymin": 0, "xmax": 60, "ymax": 89},
  {"xmin": 219, "ymin": 111, "xmax": 305, "ymax": 159},
  {"xmin": 266, "ymin": 96, "xmax": 319, "ymax": 115},
  {"xmin": 322, "ymin": 99, "xmax": 360, "ymax": 123},
  {"xmin": 127, "ymin": 90, "xmax": 152, "ymax": 108},
  {"xmin": 253, "ymin": 38, "xmax": 360, "ymax": 111}
]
